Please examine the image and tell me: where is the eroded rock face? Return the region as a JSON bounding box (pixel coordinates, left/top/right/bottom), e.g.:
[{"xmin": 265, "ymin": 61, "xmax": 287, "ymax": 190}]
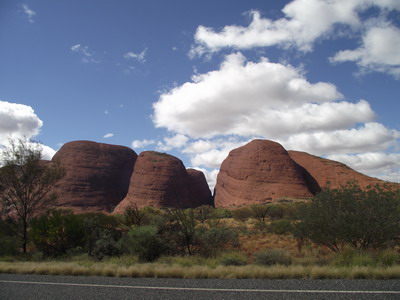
[
  {"xmin": 288, "ymin": 150, "xmax": 390, "ymax": 189},
  {"xmin": 113, "ymin": 151, "xmax": 212, "ymax": 213},
  {"xmin": 214, "ymin": 140, "xmax": 314, "ymax": 207},
  {"xmin": 52, "ymin": 141, "xmax": 137, "ymax": 212}
]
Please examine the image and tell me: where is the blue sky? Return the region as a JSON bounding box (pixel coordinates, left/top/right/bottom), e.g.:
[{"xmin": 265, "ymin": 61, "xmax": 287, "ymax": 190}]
[{"xmin": 1, "ymin": 0, "xmax": 400, "ymax": 188}]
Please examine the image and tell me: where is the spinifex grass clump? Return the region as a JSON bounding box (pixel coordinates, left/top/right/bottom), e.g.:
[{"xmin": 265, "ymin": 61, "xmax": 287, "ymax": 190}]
[{"xmin": 254, "ymin": 248, "xmax": 292, "ymax": 266}]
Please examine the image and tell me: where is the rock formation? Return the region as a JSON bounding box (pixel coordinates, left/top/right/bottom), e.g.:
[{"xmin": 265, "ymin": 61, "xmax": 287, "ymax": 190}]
[
  {"xmin": 288, "ymin": 150, "xmax": 390, "ymax": 189},
  {"xmin": 52, "ymin": 141, "xmax": 137, "ymax": 212},
  {"xmin": 214, "ymin": 140, "xmax": 314, "ymax": 207},
  {"xmin": 113, "ymin": 151, "xmax": 212, "ymax": 213}
]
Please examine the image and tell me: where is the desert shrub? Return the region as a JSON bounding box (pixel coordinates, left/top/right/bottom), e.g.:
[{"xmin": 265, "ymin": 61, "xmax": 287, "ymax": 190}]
[
  {"xmin": 265, "ymin": 205, "xmax": 285, "ymax": 219},
  {"xmin": 197, "ymin": 226, "xmax": 239, "ymax": 257},
  {"xmin": 219, "ymin": 251, "xmax": 248, "ymax": 266},
  {"xmin": 293, "ymin": 183, "xmax": 400, "ymax": 252},
  {"xmin": 91, "ymin": 230, "xmax": 122, "ymax": 261},
  {"xmin": 212, "ymin": 207, "xmax": 232, "ymax": 219},
  {"xmin": 250, "ymin": 204, "xmax": 271, "ymax": 222},
  {"xmin": 375, "ymin": 250, "xmax": 400, "ymax": 266},
  {"xmin": 194, "ymin": 205, "xmax": 214, "ymax": 223},
  {"xmin": 267, "ymin": 219, "xmax": 293, "ymax": 235},
  {"xmin": 123, "ymin": 204, "xmax": 148, "ymax": 227},
  {"xmin": 82, "ymin": 213, "xmax": 121, "ymax": 256},
  {"xmin": 141, "ymin": 206, "xmax": 167, "ymax": 227},
  {"xmin": 30, "ymin": 210, "xmax": 85, "ymax": 257},
  {"xmin": 164, "ymin": 208, "xmax": 197, "ymax": 255},
  {"xmin": 333, "ymin": 249, "xmax": 375, "ymax": 267},
  {"xmin": 254, "ymin": 248, "xmax": 292, "ymax": 266},
  {"xmin": 232, "ymin": 207, "xmax": 253, "ymax": 222},
  {"xmin": 121, "ymin": 225, "xmax": 166, "ymax": 262}
]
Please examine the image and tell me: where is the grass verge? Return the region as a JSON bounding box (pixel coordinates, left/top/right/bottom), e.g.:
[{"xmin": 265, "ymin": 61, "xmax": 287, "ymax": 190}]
[{"xmin": 1, "ymin": 261, "xmax": 400, "ymax": 279}]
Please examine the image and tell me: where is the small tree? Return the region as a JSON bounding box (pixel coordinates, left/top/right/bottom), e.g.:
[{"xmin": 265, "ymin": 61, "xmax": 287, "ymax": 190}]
[
  {"xmin": 0, "ymin": 138, "xmax": 65, "ymax": 253},
  {"xmin": 165, "ymin": 208, "xmax": 197, "ymax": 255},
  {"xmin": 293, "ymin": 182, "xmax": 400, "ymax": 252},
  {"xmin": 250, "ymin": 204, "xmax": 270, "ymax": 223},
  {"xmin": 123, "ymin": 203, "xmax": 147, "ymax": 227}
]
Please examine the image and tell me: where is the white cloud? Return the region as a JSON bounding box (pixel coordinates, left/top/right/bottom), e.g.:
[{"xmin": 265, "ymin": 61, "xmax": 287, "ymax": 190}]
[
  {"xmin": 327, "ymin": 152, "xmax": 400, "ymax": 182},
  {"xmin": 39, "ymin": 144, "xmax": 57, "ymax": 160},
  {"xmin": 22, "ymin": 4, "xmax": 36, "ymax": 23},
  {"xmin": 131, "ymin": 139, "xmax": 156, "ymax": 149},
  {"xmin": 124, "ymin": 48, "xmax": 147, "ymax": 63},
  {"xmin": 154, "ymin": 52, "xmax": 354, "ymax": 139},
  {"xmin": 330, "ymin": 25, "xmax": 400, "ymax": 78},
  {"xmin": 191, "ymin": 0, "xmax": 400, "ymax": 56},
  {"xmin": 281, "ymin": 122, "xmax": 400, "ymax": 156},
  {"xmin": 0, "ymin": 100, "xmax": 43, "ymax": 145},
  {"xmin": 103, "ymin": 133, "xmax": 114, "ymax": 139},
  {"xmin": 70, "ymin": 44, "xmax": 100, "ymax": 63},
  {"xmin": 0, "ymin": 100, "xmax": 57, "ymax": 160},
  {"xmin": 163, "ymin": 134, "xmax": 188, "ymax": 148},
  {"xmin": 183, "ymin": 137, "xmax": 250, "ymax": 169}
]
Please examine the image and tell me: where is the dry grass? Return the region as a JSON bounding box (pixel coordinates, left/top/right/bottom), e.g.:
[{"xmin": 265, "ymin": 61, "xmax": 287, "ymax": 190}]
[{"xmin": 1, "ymin": 261, "xmax": 400, "ymax": 279}]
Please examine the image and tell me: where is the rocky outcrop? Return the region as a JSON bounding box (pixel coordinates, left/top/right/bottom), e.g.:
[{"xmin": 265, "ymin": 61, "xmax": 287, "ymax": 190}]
[
  {"xmin": 52, "ymin": 141, "xmax": 137, "ymax": 212},
  {"xmin": 113, "ymin": 151, "xmax": 212, "ymax": 213},
  {"xmin": 288, "ymin": 150, "xmax": 391, "ymax": 189},
  {"xmin": 214, "ymin": 140, "xmax": 314, "ymax": 207}
]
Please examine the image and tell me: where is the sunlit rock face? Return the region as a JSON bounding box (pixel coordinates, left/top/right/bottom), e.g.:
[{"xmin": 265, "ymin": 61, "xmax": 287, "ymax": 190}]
[
  {"xmin": 214, "ymin": 139, "xmax": 314, "ymax": 208},
  {"xmin": 52, "ymin": 141, "xmax": 137, "ymax": 213},
  {"xmin": 113, "ymin": 151, "xmax": 212, "ymax": 213}
]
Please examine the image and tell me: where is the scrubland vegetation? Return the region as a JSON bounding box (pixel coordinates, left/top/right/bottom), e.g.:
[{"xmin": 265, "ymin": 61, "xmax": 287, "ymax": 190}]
[{"xmin": 1, "ymin": 183, "xmax": 400, "ymax": 279}]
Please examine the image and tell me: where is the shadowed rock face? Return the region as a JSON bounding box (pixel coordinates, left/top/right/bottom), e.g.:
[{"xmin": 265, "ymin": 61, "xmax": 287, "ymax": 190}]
[
  {"xmin": 288, "ymin": 150, "xmax": 393, "ymax": 189},
  {"xmin": 52, "ymin": 141, "xmax": 137, "ymax": 213},
  {"xmin": 214, "ymin": 140, "xmax": 314, "ymax": 207},
  {"xmin": 113, "ymin": 151, "xmax": 212, "ymax": 213}
]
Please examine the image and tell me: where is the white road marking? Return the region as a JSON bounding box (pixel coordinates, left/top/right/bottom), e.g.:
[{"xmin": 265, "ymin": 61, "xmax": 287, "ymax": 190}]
[{"xmin": 1, "ymin": 280, "xmax": 400, "ymax": 294}]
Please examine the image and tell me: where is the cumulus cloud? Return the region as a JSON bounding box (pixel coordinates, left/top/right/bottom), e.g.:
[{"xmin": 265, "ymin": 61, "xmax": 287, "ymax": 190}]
[
  {"xmin": 327, "ymin": 152, "xmax": 400, "ymax": 182},
  {"xmin": 124, "ymin": 48, "xmax": 147, "ymax": 63},
  {"xmin": 0, "ymin": 100, "xmax": 43, "ymax": 144},
  {"xmin": 330, "ymin": 25, "xmax": 400, "ymax": 78},
  {"xmin": 183, "ymin": 137, "xmax": 250, "ymax": 169},
  {"xmin": 280, "ymin": 122, "xmax": 400, "ymax": 155},
  {"xmin": 131, "ymin": 139, "xmax": 156, "ymax": 149},
  {"xmin": 154, "ymin": 52, "xmax": 360, "ymax": 139},
  {"xmin": 22, "ymin": 4, "xmax": 36, "ymax": 23},
  {"xmin": 0, "ymin": 100, "xmax": 56, "ymax": 160},
  {"xmin": 191, "ymin": 0, "xmax": 400, "ymax": 56},
  {"xmin": 70, "ymin": 44, "xmax": 100, "ymax": 63}
]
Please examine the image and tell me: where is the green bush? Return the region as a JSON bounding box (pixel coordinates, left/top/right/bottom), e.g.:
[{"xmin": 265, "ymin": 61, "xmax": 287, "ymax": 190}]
[
  {"xmin": 232, "ymin": 207, "xmax": 253, "ymax": 222},
  {"xmin": 267, "ymin": 219, "xmax": 293, "ymax": 235},
  {"xmin": 254, "ymin": 248, "xmax": 291, "ymax": 266},
  {"xmin": 212, "ymin": 207, "xmax": 232, "ymax": 219},
  {"xmin": 30, "ymin": 210, "xmax": 85, "ymax": 257},
  {"xmin": 91, "ymin": 230, "xmax": 122, "ymax": 261},
  {"xmin": 121, "ymin": 225, "xmax": 166, "ymax": 262},
  {"xmin": 333, "ymin": 249, "xmax": 375, "ymax": 267},
  {"xmin": 219, "ymin": 252, "xmax": 248, "ymax": 266},
  {"xmin": 293, "ymin": 183, "xmax": 400, "ymax": 252},
  {"xmin": 375, "ymin": 250, "xmax": 400, "ymax": 266},
  {"xmin": 82, "ymin": 213, "xmax": 121, "ymax": 256},
  {"xmin": 197, "ymin": 226, "xmax": 239, "ymax": 257}
]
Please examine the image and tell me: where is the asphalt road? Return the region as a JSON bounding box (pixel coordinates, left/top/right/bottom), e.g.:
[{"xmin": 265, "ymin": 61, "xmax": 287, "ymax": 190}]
[{"xmin": 1, "ymin": 273, "xmax": 400, "ymax": 300}]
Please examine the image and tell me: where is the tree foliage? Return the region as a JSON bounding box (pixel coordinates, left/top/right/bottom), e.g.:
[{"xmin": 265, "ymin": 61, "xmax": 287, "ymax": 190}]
[
  {"xmin": 31, "ymin": 210, "xmax": 85, "ymax": 256},
  {"xmin": 0, "ymin": 138, "xmax": 65, "ymax": 252},
  {"xmin": 293, "ymin": 182, "xmax": 400, "ymax": 252}
]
